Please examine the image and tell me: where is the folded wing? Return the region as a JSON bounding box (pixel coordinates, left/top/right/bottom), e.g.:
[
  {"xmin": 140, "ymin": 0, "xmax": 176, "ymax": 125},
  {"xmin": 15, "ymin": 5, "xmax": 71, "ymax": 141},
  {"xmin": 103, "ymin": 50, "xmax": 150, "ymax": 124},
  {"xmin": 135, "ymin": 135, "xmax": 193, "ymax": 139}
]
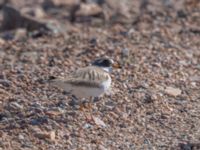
[{"xmin": 49, "ymin": 66, "xmax": 110, "ymax": 92}]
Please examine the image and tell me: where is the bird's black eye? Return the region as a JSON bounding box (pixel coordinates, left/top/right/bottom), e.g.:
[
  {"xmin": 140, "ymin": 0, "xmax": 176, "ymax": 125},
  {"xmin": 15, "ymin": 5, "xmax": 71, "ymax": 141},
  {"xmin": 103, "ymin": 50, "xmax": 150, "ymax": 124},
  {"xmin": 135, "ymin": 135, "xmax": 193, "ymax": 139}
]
[{"xmin": 92, "ymin": 58, "xmax": 112, "ymax": 67}]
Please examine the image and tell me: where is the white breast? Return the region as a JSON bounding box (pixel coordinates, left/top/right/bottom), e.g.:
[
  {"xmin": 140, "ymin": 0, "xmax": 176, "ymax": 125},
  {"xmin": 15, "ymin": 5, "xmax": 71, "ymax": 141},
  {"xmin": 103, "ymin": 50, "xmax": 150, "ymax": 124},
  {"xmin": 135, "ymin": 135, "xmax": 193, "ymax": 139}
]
[
  {"xmin": 50, "ymin": 67, "xmax": 112, "ymax": 99},
  {"xmin": 70, "ymin": 76, "xmax": 111, "ymax": 98},
  {"xmin": 101, "ymin": 75, "xmax": 111, "ymax": 91}
]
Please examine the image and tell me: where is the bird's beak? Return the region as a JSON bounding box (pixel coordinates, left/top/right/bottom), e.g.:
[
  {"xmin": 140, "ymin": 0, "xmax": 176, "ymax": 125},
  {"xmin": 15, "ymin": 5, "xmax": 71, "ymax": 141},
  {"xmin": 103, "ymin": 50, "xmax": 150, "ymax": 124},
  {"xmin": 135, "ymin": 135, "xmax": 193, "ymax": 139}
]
[{"xmin": 112, "ymin": 62, "xmax": 121, "ymax": 68}]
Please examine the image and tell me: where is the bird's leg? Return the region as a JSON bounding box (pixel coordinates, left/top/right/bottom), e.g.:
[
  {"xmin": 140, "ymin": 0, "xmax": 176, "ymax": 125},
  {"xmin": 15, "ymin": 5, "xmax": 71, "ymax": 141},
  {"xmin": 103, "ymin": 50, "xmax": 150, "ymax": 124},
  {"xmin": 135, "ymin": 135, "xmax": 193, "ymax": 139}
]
[
  {"xmin": 78, "ymin": 98, "xmax": 89, "ymax": 111},
  {"xmin": 92, "ymin": 97, "xmax": 101, "ymax": 112},
  {"xmin": 87, "ymin": 97, "xmax": 93, "ymax": 110},
  {"xmin": 81, "ymin": 97, "xmax": 92, "ymax": 109},
  {"xmin": 79, "ymin": 98, "xmax": 86, "ymax": 111},
  {"xmin": 78, "ymin": 97, "xmax": 93, "ymax": 111}
]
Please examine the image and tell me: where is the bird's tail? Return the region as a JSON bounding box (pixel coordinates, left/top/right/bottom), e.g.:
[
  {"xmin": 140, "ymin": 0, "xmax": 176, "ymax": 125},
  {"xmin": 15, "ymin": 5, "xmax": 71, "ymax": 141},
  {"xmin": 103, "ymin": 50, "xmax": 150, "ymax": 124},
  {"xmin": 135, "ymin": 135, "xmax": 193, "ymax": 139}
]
[{"xmin": 48, "ymin": 76, "xmax": 72, "ymax": 92}]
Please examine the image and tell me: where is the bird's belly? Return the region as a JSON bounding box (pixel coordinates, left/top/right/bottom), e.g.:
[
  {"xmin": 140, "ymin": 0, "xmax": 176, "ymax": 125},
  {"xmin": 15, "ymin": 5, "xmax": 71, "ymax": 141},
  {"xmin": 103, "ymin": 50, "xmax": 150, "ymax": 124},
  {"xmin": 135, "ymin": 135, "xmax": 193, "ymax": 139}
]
[
  {"xmin": 71, "ymin": 86, "xmax": 104, "ymax": 98},
  {"xmin": 71, "ymin": 78, "xmax": 111, "ymax": 98},
  {"xmin": 101, "ymin": 77, "xmax": 111, "ymax": 91}
]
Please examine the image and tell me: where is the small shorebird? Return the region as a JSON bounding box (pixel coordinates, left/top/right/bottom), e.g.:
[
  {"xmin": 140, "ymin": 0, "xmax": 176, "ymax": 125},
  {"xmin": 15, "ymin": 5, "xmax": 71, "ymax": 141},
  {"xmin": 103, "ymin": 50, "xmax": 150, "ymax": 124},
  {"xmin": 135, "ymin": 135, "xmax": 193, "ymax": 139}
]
[{"xmin": 49, "ymin": 57, "xmax": 119, "ymax": 107}]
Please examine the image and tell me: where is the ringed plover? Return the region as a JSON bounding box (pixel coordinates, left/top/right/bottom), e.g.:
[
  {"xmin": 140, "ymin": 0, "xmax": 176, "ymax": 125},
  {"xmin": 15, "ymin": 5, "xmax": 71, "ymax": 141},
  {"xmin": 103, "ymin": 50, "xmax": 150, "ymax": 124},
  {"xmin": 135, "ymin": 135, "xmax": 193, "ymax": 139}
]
[{"xmin": 49, "ymin": 57, "xmax": 118, "ymax": 102}]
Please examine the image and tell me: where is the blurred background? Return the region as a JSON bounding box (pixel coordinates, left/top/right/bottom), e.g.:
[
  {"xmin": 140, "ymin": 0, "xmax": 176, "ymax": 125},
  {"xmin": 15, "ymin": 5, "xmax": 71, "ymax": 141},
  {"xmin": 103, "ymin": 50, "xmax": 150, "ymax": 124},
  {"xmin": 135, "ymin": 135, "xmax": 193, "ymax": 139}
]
[{"xmin": 0, "ymin": 0, "xmax": 199, "ymax": 40}]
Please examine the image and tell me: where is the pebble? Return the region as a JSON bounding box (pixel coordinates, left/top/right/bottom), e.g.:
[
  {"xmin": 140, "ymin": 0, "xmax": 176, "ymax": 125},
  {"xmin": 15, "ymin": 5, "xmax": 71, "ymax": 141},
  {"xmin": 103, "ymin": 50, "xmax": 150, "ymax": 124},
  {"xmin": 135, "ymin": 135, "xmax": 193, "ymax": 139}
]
[
  {"xmin": 0, "ymin": 79, "xmax": 11, "ymax": 87},
  {"xmin": 99, "ymin": 145, "xmax": 108, "ymax": 150},
  {"xmin": 92, "ymin": 116, "xmax": 107, "ymax": 128},
  {"xmin": 121, "ymin": 48, "xmax": 129, "ymax": 57},
  {"xmin": 18, "ymin": 134, "xmax": 25, "ymax": 140},
  {"xmin": 164, "ymin": 86, "xmax": 182, "ymax": 97},
  {"xmin": 83, "ymin": 123, "xmax": 93, "ymax": 129},
  {"xmin": 10, "ymin": 102, "xmax": 23, "ymax": 109},
  {"xmin": 0, "ymin": 38, "xmax": 5, "ymax": 45}
]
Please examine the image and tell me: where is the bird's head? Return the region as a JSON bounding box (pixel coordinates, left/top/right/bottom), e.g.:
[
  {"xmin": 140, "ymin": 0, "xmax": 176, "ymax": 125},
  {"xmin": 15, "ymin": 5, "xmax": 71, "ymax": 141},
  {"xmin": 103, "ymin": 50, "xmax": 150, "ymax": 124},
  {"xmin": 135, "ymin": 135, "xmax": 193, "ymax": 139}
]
[{"xmin": 91, "ymin": 57, "xmax": 119, "ymax": 72}]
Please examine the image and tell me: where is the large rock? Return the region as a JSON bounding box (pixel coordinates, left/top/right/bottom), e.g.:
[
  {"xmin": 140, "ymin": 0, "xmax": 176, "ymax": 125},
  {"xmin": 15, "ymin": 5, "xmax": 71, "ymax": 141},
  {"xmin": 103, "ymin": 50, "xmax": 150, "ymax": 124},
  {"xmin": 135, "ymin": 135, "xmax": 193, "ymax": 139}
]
[{"xmin": 1, "ymin": 5, "xmax": 50, "ymax": 31}]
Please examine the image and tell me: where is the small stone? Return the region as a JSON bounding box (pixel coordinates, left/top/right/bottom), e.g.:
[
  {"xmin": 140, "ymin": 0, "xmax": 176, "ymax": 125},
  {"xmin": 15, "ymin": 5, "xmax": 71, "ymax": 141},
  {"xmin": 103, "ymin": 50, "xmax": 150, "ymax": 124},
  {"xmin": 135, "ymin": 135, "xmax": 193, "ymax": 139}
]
[
  {"xmin": 51, "ymin": 0, "xmax": 79, "ymax": 7},
  {"xmin": 164, "ymin": 86, "xmax": 182, "ymax": 97},
  {"xmin": 20, "ymin": 51, "xmax": 38, "ymax": 63},
  {"xmin": 49, "ymin": 131, "xmax": 56, "ymax": 141},
  {"xmin": 30, "ymin": 116, "xmax": 48, "ymax": 125},
  {"xmin": 0, "ymin": 79, "xmax": 11, "ymax": 87},
  {"xmin": 21, "ymin": 7, "xmax": 46, "ymax": 18},
  {"xmin": 121, "ymin": 48, "xmax": 129, "ymax": 57},
  {"xmin": 0, "ymin": 38, "xmax": 5, "ymax": 45},
  {"xmin": 35, "ymin": 132, "xmax": 49, "ymax": 139},
  {"xmin": 99, "ymin": 145, "xmax": 108, "ymax": 150},
  {"xmin": 45, "ymin": 110, "xmax": 62, "ymax": 116},
  {"xmin": 18, "ymin": 134, "xmax": 25, "ymax": 140},
  {"xmin": 83, "ymin": 123, "xmax": 93, "ymax": 129},
  {"xmin": 34, "ymin": 130, "xmax": 56, "ymax": 141},
  {"xmin": 179, "ymin": 142, "xmax": 200, "ymax": 150},
  {"xmin": 190, "ymin": 76, "xmax": 200, "ymax": 82},
  {"xmin": 10, "ymin": 102, "xmax": 23, "ymax": 109},
  {"xmin": 76, "ymin": 3, "xmax": 102, "ymax": 16},
  {"xmin": 92, "ymin": 116, "xmax": 106, "ymax": 128},
  {"xmin": 105, "ymin": 101, "xmax": 116, "ymax": 109},
  {"xmin": 15, "ymin": 28, "xmax": 27, "ymax": 40}
]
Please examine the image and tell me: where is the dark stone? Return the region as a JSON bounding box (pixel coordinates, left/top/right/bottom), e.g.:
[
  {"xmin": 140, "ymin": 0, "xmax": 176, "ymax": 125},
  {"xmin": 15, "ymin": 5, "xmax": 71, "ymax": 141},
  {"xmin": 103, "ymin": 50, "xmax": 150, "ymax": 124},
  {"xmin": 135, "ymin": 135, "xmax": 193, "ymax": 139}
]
[
  {"xmin": 0, "ymin": 79, "xmax": 11, "ymax": 87},
  {"xmin": 30, "ymin": 116, "xmax": 48, "ymax": 125}
]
